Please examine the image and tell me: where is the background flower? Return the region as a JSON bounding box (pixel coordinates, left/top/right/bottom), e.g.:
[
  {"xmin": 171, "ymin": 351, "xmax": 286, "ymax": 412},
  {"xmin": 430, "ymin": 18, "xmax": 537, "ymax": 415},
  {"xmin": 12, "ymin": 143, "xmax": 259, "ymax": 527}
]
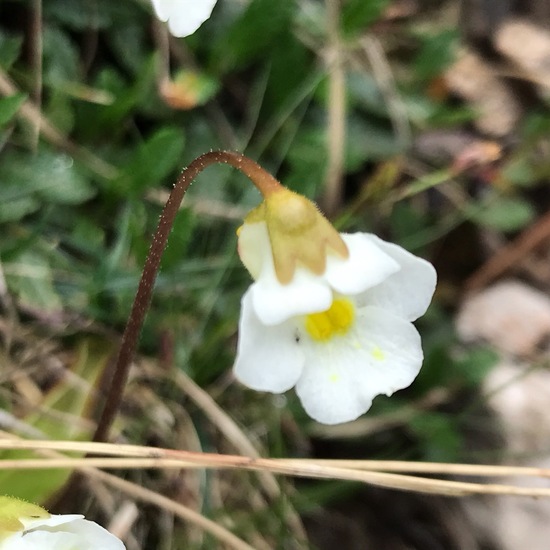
[{"xmin": 151, "ymin": 0, "xmax": 218, "ymax": 37}]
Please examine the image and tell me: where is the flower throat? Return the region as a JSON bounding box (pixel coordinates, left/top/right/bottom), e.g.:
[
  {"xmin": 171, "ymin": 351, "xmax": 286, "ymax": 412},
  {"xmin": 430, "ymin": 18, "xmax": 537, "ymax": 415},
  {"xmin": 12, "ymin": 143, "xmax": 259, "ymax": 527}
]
[{"xmin": 305, "ymin": 298, "xmax": 355, "ymax": 342}]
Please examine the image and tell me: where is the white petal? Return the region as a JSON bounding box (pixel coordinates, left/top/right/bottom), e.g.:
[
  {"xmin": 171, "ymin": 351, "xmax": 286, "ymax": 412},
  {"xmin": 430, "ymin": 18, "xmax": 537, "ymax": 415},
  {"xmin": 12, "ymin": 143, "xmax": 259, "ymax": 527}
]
[
  {"xmin": 251, "ymin": 268, "xmax": 332, "ymax": 325},
  {"xmin": 356, "ymin": 235, "xmax": 437, "ymax": 321},
  {"xmin": 47, "ymin": 518, "xmax": 125, "ymax": 549},
  {"xmin": 295, "ymin": 306, "xmax": 423, "ymax": 424},
  {"xmin": 237, "ymin": 221, "xmax": 268, "ymax": 281},
  {"xmin": 2, "ymin": 518, "xmax": 125, "ymax": 550},
  {"xmin": 151, "ymin": 0, "xmax": 217, "ymax": 37},
  {"xmin": 21, "ymin": 515, "xmax": 83, "ymax": 530},
  {"xmin": 151, "ymin": 0, "xmax": 170, "ymax": 21},
  {"xmin": 234, "ymin": 289, "xmax": 305, "ymax": 393},
  {"xmin": 325, "ymin": 233, "xmax": 400, "ymax": 295}
]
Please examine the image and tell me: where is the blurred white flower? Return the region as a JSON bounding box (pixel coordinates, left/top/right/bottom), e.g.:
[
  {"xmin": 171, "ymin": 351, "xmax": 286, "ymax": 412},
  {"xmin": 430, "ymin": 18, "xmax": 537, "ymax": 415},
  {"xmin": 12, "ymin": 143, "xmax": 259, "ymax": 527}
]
[
  {"xmin": 234, "ymin": 214, "xmax": 436, "ymax": 425},
  {"xmin": 0, "ymin": 512, "xmax": 125, "ymax": 550},
  {"xmin": 151, "ymin": 0, "xmax": 218, "ymax": 37}
]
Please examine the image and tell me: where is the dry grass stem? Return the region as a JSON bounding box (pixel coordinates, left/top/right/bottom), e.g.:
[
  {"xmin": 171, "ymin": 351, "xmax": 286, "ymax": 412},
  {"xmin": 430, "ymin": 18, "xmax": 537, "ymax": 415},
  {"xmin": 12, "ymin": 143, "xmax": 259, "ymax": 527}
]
[
  {"xmin": 0, "ymin": 433, "xmax": 255, "ymax": 550},
  {"xmin": 360, "ymin": 35, "xmax": 411, "ymax": 148},
  {"xmin": 322, "ymin": 0, "xmax": 346, "ymax": 214},
  {"xmin": 3, "ymin": 439, "xmax": 550, "ymax": 498}
]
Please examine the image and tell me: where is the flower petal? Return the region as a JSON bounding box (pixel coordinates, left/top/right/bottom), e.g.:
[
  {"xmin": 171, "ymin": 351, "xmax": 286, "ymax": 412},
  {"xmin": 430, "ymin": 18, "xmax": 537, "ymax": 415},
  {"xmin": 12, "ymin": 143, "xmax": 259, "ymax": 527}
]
[
  {"xmin": 21, "ymin": 515, "xmax": 83, "ymax": 530},
  {"xmin": 2, "ymin": 518, "xmax": 125, "ymax": 550},
  {"xmin": 151, "ymin": 0, "xmax": 217, "ymax": 37},
  {"xmin": 325, "ymin": 233, "xmax": 400, "ymax": 295},
  {"xmin": 237, "ymin": 221, "xmax": 268, "ymax": 281},
  {"xmin": 251, "ymin": 269, "xmax": 332, "ymax": 325},
  {"xmin": 295, "ymin": 306, "xmax": 423, "ymax": 424},
  {"xmin": 356, "ymin": 235, "xmax": 437, "ymax": 321},
  {"xmin": 234, "ymin": 289, "xmax": 305, "ymax": 393}
]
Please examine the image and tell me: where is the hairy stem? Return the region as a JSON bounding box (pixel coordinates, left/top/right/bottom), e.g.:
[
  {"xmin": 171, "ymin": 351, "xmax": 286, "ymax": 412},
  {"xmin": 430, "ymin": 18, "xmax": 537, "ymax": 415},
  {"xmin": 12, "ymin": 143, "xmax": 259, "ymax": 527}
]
[{"xmin": 93, "ymin": 151, "xmax": 281, "ymax": 442}]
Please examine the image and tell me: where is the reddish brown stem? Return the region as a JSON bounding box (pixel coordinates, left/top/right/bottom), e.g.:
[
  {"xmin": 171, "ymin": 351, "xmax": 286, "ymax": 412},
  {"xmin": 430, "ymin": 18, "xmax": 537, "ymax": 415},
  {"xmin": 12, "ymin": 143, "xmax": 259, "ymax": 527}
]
[{"xmin": 93, "ymin": 151, "xmax": 281, "ymax": 443}]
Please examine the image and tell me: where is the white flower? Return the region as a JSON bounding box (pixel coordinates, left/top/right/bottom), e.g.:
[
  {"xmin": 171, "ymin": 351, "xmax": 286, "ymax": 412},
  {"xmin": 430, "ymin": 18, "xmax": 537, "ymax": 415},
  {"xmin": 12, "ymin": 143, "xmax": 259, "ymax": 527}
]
[
  {"xmin": 0, "ymin": 514, "xmax": 125, "ymax": 550},
  {"xmin": 151, "ymin": 0, "xmax": 218, "ymax": 37},
  {"xmin": 234, "ymin": 221, "xmax": 437, "ymax": 425}
]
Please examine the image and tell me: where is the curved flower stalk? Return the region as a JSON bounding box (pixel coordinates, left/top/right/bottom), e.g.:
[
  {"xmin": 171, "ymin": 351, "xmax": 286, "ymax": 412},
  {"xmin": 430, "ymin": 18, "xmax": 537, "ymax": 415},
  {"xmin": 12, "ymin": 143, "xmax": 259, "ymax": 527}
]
[
  {"xmin": 0, "ymin": 496, "xmax": 125, "ymax": 549},
  {"xmin": 151, "ymin": 0, "xmax": 218, "ymax": 37},
  {"xmin": 234, "ymin": 187, "xmax": 437, "ymax": 425}
]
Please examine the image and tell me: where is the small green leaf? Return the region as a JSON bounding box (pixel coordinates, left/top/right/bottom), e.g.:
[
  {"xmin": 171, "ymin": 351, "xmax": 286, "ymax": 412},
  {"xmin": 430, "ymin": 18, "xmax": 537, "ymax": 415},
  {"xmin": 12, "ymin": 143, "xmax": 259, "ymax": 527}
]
[
  {"xmin": 0, "ymin": 195, "xmax": 39, "ymax": 223},
  {"xmin": 414, "ymin": 29, "xmax": 458, "ymax": 81},
  {"xmin": 475, "ymin": 196, "xmax": 535, "ymax": 232},
  {"xmin": 0, "ymin": 93, "xmax": 26, "ymax": 126},
  {"xmin": 114, "ymin": 127, "xmax": 185, "ymax": 194},
  {"xmin": 410, "ymin": 412, "xmax": 463, "ymax": 462},
  {"xmin": 341, "ymin": 0, "xmax": 389, "ymax": 37},
  {"xmin": 0, "ymin": 150, "xmax": 94, "ymax": 206},
  {"xmin": 0, "ymin": 31, "xmax": 22, "ymax": 70},
  {"xmin": 4, "ymin": 251, "xmax": 62, "ymax": 312},
  {"xmin": 42, "ymin": 27, "xmax": 80, "ymax": 86},
  {"xmin": 454, "ymin": 346, "xmax": 499, "ymax": 387},
  {"xmin": 214, "ymin": 0, "xmax": 294, "ymax": 70}
]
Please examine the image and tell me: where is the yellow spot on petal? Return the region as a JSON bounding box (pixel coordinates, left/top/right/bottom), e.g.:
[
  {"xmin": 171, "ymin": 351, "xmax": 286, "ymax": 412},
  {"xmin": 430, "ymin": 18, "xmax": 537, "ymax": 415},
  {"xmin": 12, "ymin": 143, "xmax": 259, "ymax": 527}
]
[
  {"xmin": 371, "ymin": 346, "xmax": 385, "ymax": 361},
  {"xmin": 305, "ymin": 298, "xmax": 355, "ymax": 342},
  {"xmin": 328, "ymin": 373, "xmax": 340, "ymax": 383}
]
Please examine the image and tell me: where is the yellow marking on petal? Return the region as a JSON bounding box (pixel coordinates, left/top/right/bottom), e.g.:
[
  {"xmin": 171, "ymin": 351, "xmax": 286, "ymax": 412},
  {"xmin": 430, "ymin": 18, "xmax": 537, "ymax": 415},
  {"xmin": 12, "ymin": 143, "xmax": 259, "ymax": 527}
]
[
  {"xmin": 328, "ymin": 373, "xmax": 340, "ymax": 383},
  {"xmin": 305, "ymin": 298, "xmax": 355, "ymax": 342},
  {"xmin": 371, "ymin": 346, "xmax": 385, "ymax": 361}
]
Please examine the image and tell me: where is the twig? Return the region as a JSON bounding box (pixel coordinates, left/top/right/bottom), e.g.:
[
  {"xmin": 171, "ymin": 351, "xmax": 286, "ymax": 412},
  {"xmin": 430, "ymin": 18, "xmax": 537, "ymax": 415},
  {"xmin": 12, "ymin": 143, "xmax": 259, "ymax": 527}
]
[
  {"xmin": 360, "ymin": 35, "xmax": 411, "ymax": 149},
  {"xmin": 6, "ymin": 443, "xmax": 550, "ymax": 498},
  {"xmin": 465, "ymin": 208, "xmax": 550, "ymax": 290},
  {"xmin": 322, "ymin": 0, "xmax": 346, "ymax": 214}
]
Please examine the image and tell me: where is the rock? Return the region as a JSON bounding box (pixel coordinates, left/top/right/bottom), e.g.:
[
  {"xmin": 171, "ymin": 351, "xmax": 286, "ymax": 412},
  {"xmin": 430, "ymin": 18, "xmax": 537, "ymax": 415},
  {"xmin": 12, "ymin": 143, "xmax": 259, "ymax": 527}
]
[{"xmin": 456, "ymin": 280, "xmax": 550, "ymax": 356}]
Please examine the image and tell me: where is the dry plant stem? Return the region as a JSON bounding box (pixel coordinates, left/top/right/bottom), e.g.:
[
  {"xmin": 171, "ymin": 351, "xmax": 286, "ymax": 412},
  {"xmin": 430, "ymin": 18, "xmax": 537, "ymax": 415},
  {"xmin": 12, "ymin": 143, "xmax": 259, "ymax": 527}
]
[
  {"xmin": 360, "ymin": 35, "xmax": 411, "ymax": 148},
  {"xmin": 322, "ymin": 0, "xmax": 346, "ymax": 214},
  {"xmin": 466, "ymin": 208, "xmax": 550, "ymax": 290},
  {"xmin": 152, "ymin": 18, "xmax": 171, "ymax": 90},
  {"xmin": 7, "ymin": 454, "xmax": 550, "ymax": 498},
  {"xmin": 6, "ymin": 440, "xmax": 550, "ymax": 498},
  {"xmin": 93, "ymin": 151, "xmax": 282, "ymax": 443}
]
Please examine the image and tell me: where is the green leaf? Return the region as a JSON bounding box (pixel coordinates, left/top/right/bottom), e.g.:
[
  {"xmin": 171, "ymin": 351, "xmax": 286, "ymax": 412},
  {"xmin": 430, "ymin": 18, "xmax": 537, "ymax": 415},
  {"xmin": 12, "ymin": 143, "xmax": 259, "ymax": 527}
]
[
  {"xmin": 0, "ymin": 150, "xmax": 95, "ymax": 205},
  {"xmin": 114, "ymin": 127, "xmax": 186, "ymax": 194},
  {"xmin": 42, "ymin": 26, "xmax": 80, "ymax": 86},
  {"xmin": 414, "ymin": 29, "xmax": 458, "ymax": 81},
  {"xmin": 454, "ymin": 346, "xmax": 499, "ymax": 387},
  {"xmin": 43, "ymin": 0, "xmax": 140, "ymax": 30},
  {"xmin": 0, "ymin": 196, "xmax": 39, "ymax": 223},
  {"xmin": 474, "ymin": 196, "xmax": 536, "ymax": 232},
  {"xmin": 410, "ymin": 412, "xmax": 463, "ymax": 462},
  {"xmin": 0, "ymin": 31, "xmax": 22, "ymax": 70},
  {"xmin": 4, "ymin": 250, "xmax": 62, "ymax": 312},
  {"xmin": 341, "ymin": 0, "xmax": 389, "ymax": 37},
  {"xmin": 214, "ymin": 0, "xmax": 294, "ymax": 70}
]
